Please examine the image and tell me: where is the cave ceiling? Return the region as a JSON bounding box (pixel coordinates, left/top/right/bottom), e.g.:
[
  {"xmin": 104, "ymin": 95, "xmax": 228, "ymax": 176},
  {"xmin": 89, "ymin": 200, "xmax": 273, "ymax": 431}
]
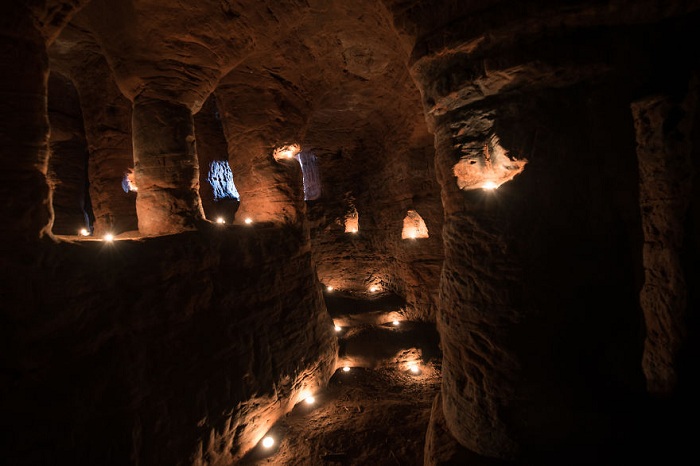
[{"xmin": 49, "ymin": 0, "xmax": 429, "ymax": 162}]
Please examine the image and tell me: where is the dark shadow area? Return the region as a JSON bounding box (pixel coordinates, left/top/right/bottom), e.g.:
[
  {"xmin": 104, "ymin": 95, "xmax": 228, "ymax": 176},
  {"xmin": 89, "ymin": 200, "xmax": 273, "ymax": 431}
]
[{"xmin": 324, "ymin": 291, "xmax": 406, "ymax": 317}]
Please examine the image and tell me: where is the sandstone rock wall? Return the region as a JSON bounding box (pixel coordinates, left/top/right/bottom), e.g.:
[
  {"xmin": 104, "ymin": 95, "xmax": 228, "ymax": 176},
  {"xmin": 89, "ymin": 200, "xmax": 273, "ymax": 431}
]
[{"xmin": 1, "ymin": 225, "xmax": 337, "ymax": 465}]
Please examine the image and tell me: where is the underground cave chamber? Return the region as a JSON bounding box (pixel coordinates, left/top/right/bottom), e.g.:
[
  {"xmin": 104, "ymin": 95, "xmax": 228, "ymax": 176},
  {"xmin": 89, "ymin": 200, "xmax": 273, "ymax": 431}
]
[{"xmin": 2, "ymin": 1, "xmax": 700, "ymax": 465}]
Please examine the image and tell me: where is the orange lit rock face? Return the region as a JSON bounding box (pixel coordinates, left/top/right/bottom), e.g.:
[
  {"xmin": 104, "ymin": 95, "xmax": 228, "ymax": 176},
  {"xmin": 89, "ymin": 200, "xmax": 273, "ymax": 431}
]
[
  {"xmin": 407, "ymin": 3, "xmax": 700, "ymax": 464},
  {"xmin": 402, "ymin": 210, "xmax": 429, "ymax": 239},
  {"xmin": 132, "ymin": 97, "xmax": 205, "ymax": 235},
  {"xmin": 344, "ymin": 208, "xmax": 359, "ymax": 234},
  {"xmin": 5, "ymin": 1, "xmax": 700, "ymax": 466},
  {"xmin": 452, "ymin": 135, "xmax": 527, "ymax": 191},
  {"xmin": 48, "ymin": 31, "xmax": 138, "ymax": 236},
  {"xmin": 1, "ymin": 226, "xmax": 337, "ymax": 465}
]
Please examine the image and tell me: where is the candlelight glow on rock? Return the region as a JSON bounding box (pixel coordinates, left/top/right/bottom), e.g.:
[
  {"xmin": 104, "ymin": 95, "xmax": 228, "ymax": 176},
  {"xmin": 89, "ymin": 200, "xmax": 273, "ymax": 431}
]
[
  {"xmin": 453, "ymin": 134, "xmax": 527, "ymax": 191},
  {"xmin": 261, "ymin": 436, "xmax": 275, "ymax": 449},
  {"xmin": 401, "ymin": 210, "xmax": 429, "ymax": 239},
  {"xmin": 13, "ymin": 2, "xmax": 684, "ymax": 464},
  {"xmin": 344, "ymin": 208, "xmax": 359, "ymax": 233},
  {"xmin": 273, "ymin": 143, "xmax": 301, "ymax": 161}
]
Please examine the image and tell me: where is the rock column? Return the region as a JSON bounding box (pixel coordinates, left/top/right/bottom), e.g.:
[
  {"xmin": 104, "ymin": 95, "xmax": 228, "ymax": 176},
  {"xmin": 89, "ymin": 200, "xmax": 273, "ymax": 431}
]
[
  {"xmin": 71, "ymin": 57, "xmax": 137, "ymax": 236},
  {"xmin": 214, "ymin": 82, "xmax": 307, "ymax": 226},
  {"xmin": 406, "ymin": 3, "xmax": 666, "ymax": 461},
  {"xmin": 132, "ymin": 96, "xmax": 205, "ymax": 235},
  {"xmin": 0, "ymin": 11, "xmax": 53, "ymax": 242},
  {"xmin": 0, "ymin": 1, "xmax": 87, "ymax": 244},
  {"xmin": 632, "ymin": 92, "xmax": 696, "ymax": 396}
]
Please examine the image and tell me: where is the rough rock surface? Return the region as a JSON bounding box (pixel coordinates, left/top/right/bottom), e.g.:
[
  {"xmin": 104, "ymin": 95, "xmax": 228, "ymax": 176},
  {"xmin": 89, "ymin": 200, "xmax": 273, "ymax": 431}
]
[
  {"xmin": 47, "ymin": 71, "xmax": 91, "ymax": 234},
  {"xmin": 2, "ymin": 0, "xmax": 700, "ymax": 465},
  {"xmin": 49, "ymin": 23, "xmax": 138, "ymax": 236},
  {"xmin": 1, "ymin": 224, "xmax": 337, "ymax": 465},
  {"xmin": 632, "ymin": 90, "xmax": 697, "ymax": 396}
]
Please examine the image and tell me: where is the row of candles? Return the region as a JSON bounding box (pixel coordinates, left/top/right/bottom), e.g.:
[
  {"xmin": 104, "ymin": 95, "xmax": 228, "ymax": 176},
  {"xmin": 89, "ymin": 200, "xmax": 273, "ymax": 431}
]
[
  {"xmin": 77, "ymin": 216, "xmax": 256, "ymax": 240},
  {"xmin": 257, "ymin": 301, "xmax": 423, "ymax": 454}
]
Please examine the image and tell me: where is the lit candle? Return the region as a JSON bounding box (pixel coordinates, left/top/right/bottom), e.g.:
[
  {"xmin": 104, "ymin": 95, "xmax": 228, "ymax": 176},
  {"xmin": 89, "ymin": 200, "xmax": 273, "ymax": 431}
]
[
  {"xmin": 244, "ymin": 218, "xmax": 253, "ymax": 224},
  {"xmin": 216, "ymin": 217, "xmax": 225, "ymax": 224}
]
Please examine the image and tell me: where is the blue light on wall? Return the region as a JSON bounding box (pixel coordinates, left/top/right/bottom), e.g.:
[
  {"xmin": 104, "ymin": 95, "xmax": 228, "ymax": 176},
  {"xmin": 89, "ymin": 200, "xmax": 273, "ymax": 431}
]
[
  {"xmin": 207, "ymin": 160, "xmax": 240, "ymax": 201},
  {"xmin": 297, "ymin": 151, "xmax": 321, "ymax": 201}
]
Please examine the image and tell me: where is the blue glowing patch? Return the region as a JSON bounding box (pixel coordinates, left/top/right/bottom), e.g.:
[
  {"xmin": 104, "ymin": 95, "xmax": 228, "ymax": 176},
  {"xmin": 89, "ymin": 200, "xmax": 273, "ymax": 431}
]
[
  {"xmin": 121, "ymin": 174, "xmax": 131, "ymax": 193},
  {"xmin": 297, "ymin": 151, "xmax": 321, "ymax": 201},
  {"xmin": 207, "ymin": 160, "xmax": 240, "ymax": 201}
]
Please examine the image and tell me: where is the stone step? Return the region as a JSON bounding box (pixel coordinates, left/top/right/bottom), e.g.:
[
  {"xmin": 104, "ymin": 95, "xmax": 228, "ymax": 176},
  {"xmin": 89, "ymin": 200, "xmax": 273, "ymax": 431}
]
[
  {"xmin": 335, "ymin": 321, "xmax": 441, "ymax": 372},
  {"xmin": 325, "ymin": 291, "xmax": 407, "ymax": 327}
]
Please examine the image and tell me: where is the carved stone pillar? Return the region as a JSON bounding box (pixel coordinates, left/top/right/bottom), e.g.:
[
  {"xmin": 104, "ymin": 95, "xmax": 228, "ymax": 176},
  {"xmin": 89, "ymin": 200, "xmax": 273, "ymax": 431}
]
[
  {"xmin": 0, "ymin": 12, "xmax": 53, "ymax": 243},
  {"xmin": 632, "ymin": 91, "xmax": 696, "ymax": 396},
  {"xmin": 72, "ymin": 57, "xmax": 137, "ymax": 236},
  {"xmin": 405, "ymin": 2, "xmax": 672, "ymax": 462},
  {"xmin": 132, "ymin": 96, "xmax": 205, "ymax": 235},
  {"xmin": 213, "ymin": 83, "xmax": 307, "ymax": 226},
  {"xmin": 0, "ymin": 1, "xmax": 89, "ymax": 244}
]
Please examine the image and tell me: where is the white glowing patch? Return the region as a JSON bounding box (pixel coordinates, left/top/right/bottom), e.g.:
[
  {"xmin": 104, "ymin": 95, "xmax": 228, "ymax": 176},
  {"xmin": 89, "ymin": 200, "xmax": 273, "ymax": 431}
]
[
  {"xmin": 482, "ymin": 180, "xmax": 498, "ymax": 190},
  {"xmin": 79, "ymin": 228, "xmax": 90, "ymax": 237},
  {"xmin": 103, "ymin": 233, "xmax": 114, "ymax": 242},
  {"xmin": 392, "ymin": 320, "xmax": 400, "ymax": 326},
  {"xmin": 342, "ymin": 366, "xmax": 350, "ymax": 372},
  {"xmin": 216, "ymin": 217, "xmax": 225, "ymax": 224},
  {"xmin": 304, "ymin": 395, "xmax": 315, "ymax": 405},
  {"xmin": 326, "ymin": 286, "xmax": 334, "ymax": 292},
  {"xmin": 409, "ymin": 365, "xmax": 421, "ymax": 374},
  {"xmin": 261, "ymin": 436, "xmax": 275, "ymax": 449},
  {"xmin": 369, "ymin": 286, "xmax": 378, "ymax": 292},
  {"xmin": 273, "ymin": 144, "xmax": 301, "ymax": 161},
  {"xmin": 244, "ymin": 218, "xmax": 253, "ymax": 224},
  {"xmin": 334, "ymin": 325, "xmax": 342, "ymax": 332}
]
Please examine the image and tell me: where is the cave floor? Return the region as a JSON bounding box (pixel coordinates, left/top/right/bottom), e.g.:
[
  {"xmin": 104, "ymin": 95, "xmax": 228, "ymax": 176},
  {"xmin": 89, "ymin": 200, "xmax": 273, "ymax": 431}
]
[{"xmin": 240, "ymin": 292, "xmax": 442, "ymax": 466}]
